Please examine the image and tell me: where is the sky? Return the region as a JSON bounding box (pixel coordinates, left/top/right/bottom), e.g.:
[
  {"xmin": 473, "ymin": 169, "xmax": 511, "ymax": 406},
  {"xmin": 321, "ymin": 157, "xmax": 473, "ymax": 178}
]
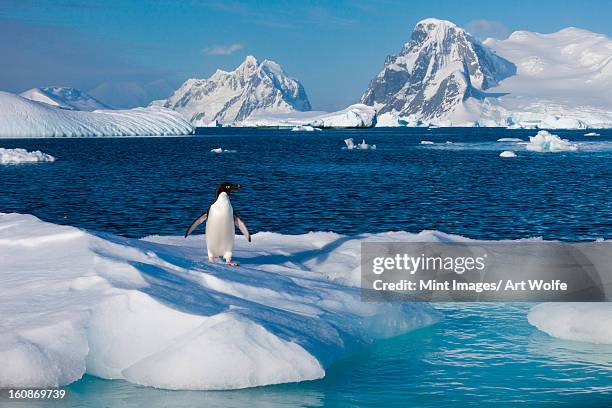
[{"xmin": 2, "ymin": 0, "xmax": 612, "ymax": 110}]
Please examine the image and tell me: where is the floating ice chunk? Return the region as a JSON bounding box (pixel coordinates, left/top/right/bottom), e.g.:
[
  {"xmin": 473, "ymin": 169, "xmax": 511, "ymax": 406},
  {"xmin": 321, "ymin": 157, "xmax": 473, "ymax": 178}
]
[
  {"xmin": 445, "ymin": 141, "xmax": 454, "ymax": 144},
  {"xmin": 584, "ymin": 132, "xmax": 601, "ymax": 137},
  {"xmin": 210, "ymin": 148, "xmax": 236, "ymax": 153},
  {"xmin": 420, "ymin": 140, "xmax": 434, "ymax": 145},
  {"xmin": 497, "ymin": 137, "xmax": 524, "ymax": 142},
  {"xmin": 343, "ymin": 138, "xmax": 376, "ymax": 150},
  {"xmin": 525, "ymin": 130, "xmax": 578, "ymax": 152},
  {"xmin": 0, "ymin": 213, "xmax": 439, "ymax": 390},
  {"xmin": 0, "ymin": 148, "xmax": 55, "ymax": 164},
  {"xmin": 528, "ymin": 303, "xmax": 612, "ymax": 344},
  {"xmin": 499, "ymin": 150, "xmax": 517, "ymax": 158},
  {"xmin": 291, "ymin": 125, "xmax": 319, "ymax": 132}
]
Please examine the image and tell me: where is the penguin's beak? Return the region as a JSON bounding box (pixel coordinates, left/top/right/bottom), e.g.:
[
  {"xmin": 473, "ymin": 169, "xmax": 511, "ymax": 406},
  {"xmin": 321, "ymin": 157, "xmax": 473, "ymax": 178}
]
[{"xmin": 232, "ymin": 184, "xmax": 242, "ymax": 191}]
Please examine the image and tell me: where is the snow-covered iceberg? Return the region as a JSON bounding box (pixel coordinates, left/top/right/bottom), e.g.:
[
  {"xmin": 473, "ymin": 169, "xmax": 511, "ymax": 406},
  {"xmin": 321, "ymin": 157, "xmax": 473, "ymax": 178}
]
[
  {"xmin": 499, "ymin": 150, "xmax": 517, "ymax": 158},
  {"xmin": 0, "ymin": 148, "xmax": 55, "ymax": 164},
  {"xmin": 525, "ymin": 130, "xmax": 578, "ymax": 152},
  {"xmin": 0, "ymin": 91, "xmax": 193, "ymax": 138},
  {"xmin": 528, "ymin": 303, "xmax": 612, "ymax": 344},
  {"xmin": 241, "ymin": 104, "xmax": 376, "ymax": 128},
  {"xmin": 0, "ymin": 213, "xmax": 439, "ymax": 390},
  {"xmin": 343, "ymin": 138, "xmax": 376, "ymax": 150}
]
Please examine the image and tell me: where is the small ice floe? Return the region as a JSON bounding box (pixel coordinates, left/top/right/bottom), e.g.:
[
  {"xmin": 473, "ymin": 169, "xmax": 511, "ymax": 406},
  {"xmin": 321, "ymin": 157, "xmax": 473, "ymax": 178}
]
[
  {"xmin": 420, "ymin": 140, "xmax": 434, "ymax": 145},
  {"xmin": 343, "ymin": 138, "xmax": 376, "ymax": 150},
  {"xmin": 210, "ymin": 148, "xmax": 237, "ymax": 154},
  {"xmin": 291, "ymin": 125, "xmax": 320, "ymax": 132},
  {"xmin": 497, "ymin": 137, "xmax": 524, "ymax": 142},
  {"xmin": 445, "ymin": 141, "xmax": 454, "ymax": 144},
  {"xmin": 525, "ymin": 130, "xmax": 578, "ymax": 152},
  {"xmin": 0, "ymin": 148, "xmax": 55, "ymax": 164},
  {"xmin": 499, "ymin": 150, "xmax": 517, "ymax": 158},
  {"xmin": 584, "ymin": 132, "xmax": 601, "ymax": 137}
]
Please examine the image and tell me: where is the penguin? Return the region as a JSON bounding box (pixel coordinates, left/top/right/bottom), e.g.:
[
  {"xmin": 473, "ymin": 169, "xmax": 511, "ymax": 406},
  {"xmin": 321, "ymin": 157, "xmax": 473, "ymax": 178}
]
[{"xmin": 184, "ymin": 182, "xmax": 251, "ymax": 266}]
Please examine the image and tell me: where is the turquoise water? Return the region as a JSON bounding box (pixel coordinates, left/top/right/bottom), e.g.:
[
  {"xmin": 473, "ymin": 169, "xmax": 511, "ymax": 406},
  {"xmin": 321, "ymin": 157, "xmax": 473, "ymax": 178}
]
[{"xmin": 13, "ymin": 304, "xmax": 612, "ymax": 407}]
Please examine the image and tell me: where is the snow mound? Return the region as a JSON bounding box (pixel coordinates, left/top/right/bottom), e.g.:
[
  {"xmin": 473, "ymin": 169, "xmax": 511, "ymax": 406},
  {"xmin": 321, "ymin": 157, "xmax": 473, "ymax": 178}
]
[
  {"xmin": 210, "ymin": 148, "xmax": 237, "ymax": 153},
  {"xmin": 0, "ymin": 213, "xmax": 439, "ymax": 390},
  {"xmin": 343, "ymin": 138, "xmax": 376, "ymax": 150},
  {"xmin": 584, "ymin": 132, "xmax": 601, "ymax": 137},
  {"xmin": 499, "ymin": 150, "xmax": 517, "ymax": 158},
  {"xmin": 497, "ymin": 137, "xmax": 524, "ymax": 142},
  {"xmin": 0, "ymin": 148, "xmax": 55, "ymax": 164},
  {"xmin": 528, "ymin": 303, "xmax": 612, "ymax": 344},
  {"xmin": 0, "ymin": 91, "xmax": 193, "ymax": 138},
  {"xmin": 525, "ymin": 130, "xmax": 578, "ymax": 152},
  {"xmin": 242, "ymin": 104, "xmax": 377, "ymax": 128}
]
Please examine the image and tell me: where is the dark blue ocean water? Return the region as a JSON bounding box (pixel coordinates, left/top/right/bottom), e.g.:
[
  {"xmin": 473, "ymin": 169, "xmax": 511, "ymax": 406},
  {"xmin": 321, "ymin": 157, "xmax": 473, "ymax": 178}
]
[
  {"xmin": 1, "ymin": 127, "xmax": 611, "ymax": 241},
  {"xmin": 3, "ymin": 128, "xmax": 612, "ymax": 407}
]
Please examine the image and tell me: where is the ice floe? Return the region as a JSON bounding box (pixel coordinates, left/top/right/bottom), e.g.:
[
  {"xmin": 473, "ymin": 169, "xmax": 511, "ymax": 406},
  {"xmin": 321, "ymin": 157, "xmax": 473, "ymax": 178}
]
[
  {"xmin": 525, "ymin": 130, "xmax": 578, "ymax": 152},
  {"xmin": 420, "ymin": 140, "xmax": 434, "ymax": 145},
  {"xmin": 499, "ymin": 150, "xmax": 517, "ymax": 158},
  {"xmin": 343, "ymin": 138, "xmax": 376, "ymax": 150},
  {"xmin": 497, "ymin": 137, "xmax": 524, "ymax": 142},
  {"xmin": 210, "ymin": 148, "xmax": 237, "ymax": 154},
  {"xmin": 528, "ymin": 303, "xmax": 612, "ymax": 344},
  {"xmin": 0, "ymin": 91, "xmax": 193, "ymax": 138},
  {"xmin": 0, "ymin": 148, "xmax": 56, "ymax": 164},
  {"xmin": 0, "ymin": 213, "xmax": 439, "ymax": 390},
  {"xmin": 290, "ymin": 125, "xmax": 319, "ymax": 132},
  {"xmin": 584, "ymin": 132, "xmax": 601, "ymax": 137}
]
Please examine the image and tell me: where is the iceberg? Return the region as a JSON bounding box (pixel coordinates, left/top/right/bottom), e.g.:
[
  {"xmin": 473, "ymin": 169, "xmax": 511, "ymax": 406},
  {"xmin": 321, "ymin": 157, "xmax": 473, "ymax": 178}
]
[
  {"xmin": 420, "ymin": 140, "xmax": 434, "ymax": 145},
  {"xmin": 343, "ymin": 138, "xmax": 376, "ymax": 150},
  {"xmin": 528, "ymin": 303, "xmax": 612, "ymax": 344},
  {"xmin": 584, "ymin": 132, "xmax": 601, "ymax": 137},
  {"xmin": 0, "ymin": 213, "xmax": 439, "ymax": 390},
  {"xmin": 0, "ymin": 148, "xmax": 55, "ymax": 164},
  {"xmin": 525, "ymin": 130, "xmax": 578, "ymax": 152},
  {"xmin": 290, "ymin": 125, "xmax": 319, "ymax": 132},
  {"xmin": 241, "ymin": 104, "xmax": 377, "ymax": 128},
  {"xmin": 499, "ymin": 150, "xmax": 517, "ymax": 158},
  {"xmin": 0, "ymin": 91, "xmax": 193, "ymax": 138},
  {"xmin": 210, "ymin": 148, "xmax": 237, "ymax": 153},
  {"xmin": 497, "ymin": 138, "xmax": 524, "ymax": 142}
]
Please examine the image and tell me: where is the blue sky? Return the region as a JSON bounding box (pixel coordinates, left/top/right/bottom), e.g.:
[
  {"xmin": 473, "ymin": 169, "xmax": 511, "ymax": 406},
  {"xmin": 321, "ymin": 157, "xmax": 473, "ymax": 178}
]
[{"xmin": 1, "ymin": 0, "xmax": 612, "ymax": 110}]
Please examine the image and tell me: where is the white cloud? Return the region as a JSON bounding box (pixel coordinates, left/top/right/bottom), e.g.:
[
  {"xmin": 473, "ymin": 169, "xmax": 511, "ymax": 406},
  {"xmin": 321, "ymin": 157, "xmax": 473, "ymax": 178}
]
[
  {"xmin": 465, "ymin": 19, "xmax": 511, "ymax": 40},
  {"xmin": 203, "ymin": 43, "xmax": 245, "ymax": 55}
]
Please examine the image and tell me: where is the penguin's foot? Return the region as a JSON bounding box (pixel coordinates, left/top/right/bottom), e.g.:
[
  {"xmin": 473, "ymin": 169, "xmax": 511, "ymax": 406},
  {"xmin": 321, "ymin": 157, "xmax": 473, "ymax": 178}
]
[{"xmin": 225, "ymin": 261, "xmax": 239, "ymax": 267}]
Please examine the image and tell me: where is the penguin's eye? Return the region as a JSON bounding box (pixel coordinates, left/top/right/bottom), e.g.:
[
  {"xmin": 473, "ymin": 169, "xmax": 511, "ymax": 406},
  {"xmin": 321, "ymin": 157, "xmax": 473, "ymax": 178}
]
[{"xmin": 226, "ymin": 185, "xmax": 230, "ymax": 189}]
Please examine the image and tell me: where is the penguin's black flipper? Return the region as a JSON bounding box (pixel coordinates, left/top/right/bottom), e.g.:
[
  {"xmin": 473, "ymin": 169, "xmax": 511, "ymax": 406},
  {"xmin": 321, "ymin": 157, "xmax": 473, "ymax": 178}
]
[
  {"xmin": 185, "ymin": 210, "xmax": 208, "ymax": 238},
  {"xmin": 234, "ymin": 214, "xmax": 251, "ymax": 242}
]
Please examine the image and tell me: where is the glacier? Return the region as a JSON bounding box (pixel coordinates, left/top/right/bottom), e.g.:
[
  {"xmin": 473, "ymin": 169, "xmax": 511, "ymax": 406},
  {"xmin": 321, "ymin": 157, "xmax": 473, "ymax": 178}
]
[
  {"xmin": 241, "ymin": 104, "xmax": 377, "ymax": 128},
  {"xmin": 0, "ymin": 148, "xmax": 55, "ymax": 164},
  {"xmin": 20, "ymin": 87, "xmax": 109, "ymax": 111},
  {"xmin": 0, "ymin": 91, "xmax": 193, "ymax": 138},
  {"xmin": 0, "ymin": 213, "xmax": 440, "ymax": 390}
]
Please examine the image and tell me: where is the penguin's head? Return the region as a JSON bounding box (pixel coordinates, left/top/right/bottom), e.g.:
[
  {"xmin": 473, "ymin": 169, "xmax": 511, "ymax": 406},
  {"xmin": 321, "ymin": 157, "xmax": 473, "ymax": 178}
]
[{"xmin": 216, "ymin": 182, "xmax": 241, "ymax": 197}]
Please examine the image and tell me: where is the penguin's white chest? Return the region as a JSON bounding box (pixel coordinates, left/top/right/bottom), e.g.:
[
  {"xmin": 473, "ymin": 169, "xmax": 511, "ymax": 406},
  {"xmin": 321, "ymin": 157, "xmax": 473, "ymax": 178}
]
[{"xmin": 205, "ymin": 192, "xmax": 235, "ymax": 257}]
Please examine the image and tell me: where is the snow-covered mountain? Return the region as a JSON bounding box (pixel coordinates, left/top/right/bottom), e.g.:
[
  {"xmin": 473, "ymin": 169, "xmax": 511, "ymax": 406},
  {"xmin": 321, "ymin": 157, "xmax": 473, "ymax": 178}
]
[
  {"xmin": 0, "ymin": 91, "xmax": 193, "ymax": 137},
  {"xmin": 362, "ymin": 18, "xmax": 516, "ymax": 121},
  {"xmin": 20, "ymin": 87, "xmax": 109, "ymax": 111},
  {"xmin": 154, "ymin": 56, "xmax": 311, "ymax": 126}
]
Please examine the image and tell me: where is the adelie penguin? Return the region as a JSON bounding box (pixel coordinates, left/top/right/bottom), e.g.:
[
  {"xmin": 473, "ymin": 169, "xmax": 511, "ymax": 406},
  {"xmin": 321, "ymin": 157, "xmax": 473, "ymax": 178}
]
[{"xmin": 184, "ymin": 182, "xmax": 250, "ymax": 266}]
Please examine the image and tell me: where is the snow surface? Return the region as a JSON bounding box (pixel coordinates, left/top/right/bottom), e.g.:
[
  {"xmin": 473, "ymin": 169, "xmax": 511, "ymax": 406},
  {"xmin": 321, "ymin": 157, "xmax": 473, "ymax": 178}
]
[
  {"xmin": 528, "ymin": 303, "xmax": 612, "ymax": 344},
  {"xmin": 0, "ymin": 213, "xmax": 440, "ymax": 390},
  {"xmin": 20, "ymin": 87, "xmax": 109, "ymax": 111},
  {"xmin": 243, "ymin": 104, "xmax": 377, "ymax": 128},
  {"xmin": 499, "ymin": 150, "xmax": 517, "ymax": 158},
  {"xmin": 525, "ymin": 130, "xmax": 578, "ymax": 152},
  {"xmin": 154, "ymin": 56, "xmax": 311, "ymax": 125},
  {"xmin": 0, "ymin": 91, "xmax": 193, "ymax": 138},
  {"xmin": 0, "ymin": 148, "xmax": 55, "ymax": 164}
]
